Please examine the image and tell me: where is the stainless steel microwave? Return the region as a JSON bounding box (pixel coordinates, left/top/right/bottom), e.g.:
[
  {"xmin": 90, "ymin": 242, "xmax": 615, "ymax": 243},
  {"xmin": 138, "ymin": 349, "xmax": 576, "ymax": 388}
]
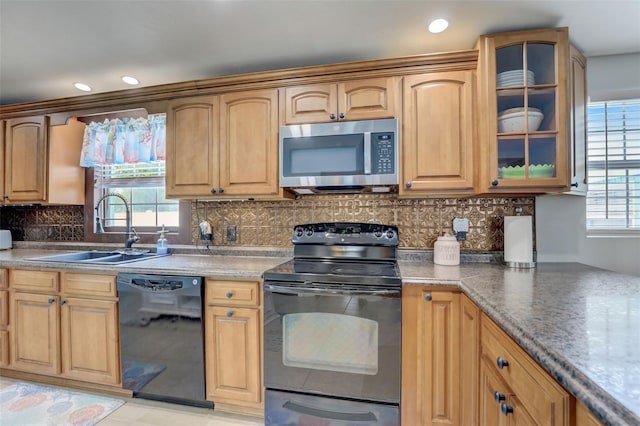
[{"xmin": 279, "ymin": 118, "xmax": 399, "ymax": 194}]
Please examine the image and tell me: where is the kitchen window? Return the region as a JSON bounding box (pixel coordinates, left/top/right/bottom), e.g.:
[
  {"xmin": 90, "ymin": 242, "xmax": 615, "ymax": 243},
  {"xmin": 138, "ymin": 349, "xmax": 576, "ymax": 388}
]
[
  {"xmin": 86, "ymin": 161, "xmax": 191, "ymax": 245},
  {"xmin": 586, "ymin": 99, "xmax": 640, "ymax": 232}
]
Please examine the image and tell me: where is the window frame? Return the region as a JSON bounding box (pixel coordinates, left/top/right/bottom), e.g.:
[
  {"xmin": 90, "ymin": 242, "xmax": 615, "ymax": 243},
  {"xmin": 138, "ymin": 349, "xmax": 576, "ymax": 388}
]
[
  {"xmin": 84, "ymin": 168, "xmax": 192, "ymax": 245},
  {"xmin": 586, "ymin": 98, "xmax": 640, "ymax": 235}
]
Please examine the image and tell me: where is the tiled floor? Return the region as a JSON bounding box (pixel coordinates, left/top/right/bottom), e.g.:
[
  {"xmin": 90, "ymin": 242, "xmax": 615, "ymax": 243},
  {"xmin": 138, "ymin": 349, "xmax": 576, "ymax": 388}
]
[{"xmin": 0, "ymin": 377, "xmax": 264, "ymax": 425}]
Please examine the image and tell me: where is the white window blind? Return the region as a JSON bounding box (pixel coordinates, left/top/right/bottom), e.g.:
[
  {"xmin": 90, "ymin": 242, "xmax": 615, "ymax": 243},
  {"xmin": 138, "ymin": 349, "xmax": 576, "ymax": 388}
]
[{"xmin": 586, "ymin": 99, "xmax": 640, "ymax": 231}]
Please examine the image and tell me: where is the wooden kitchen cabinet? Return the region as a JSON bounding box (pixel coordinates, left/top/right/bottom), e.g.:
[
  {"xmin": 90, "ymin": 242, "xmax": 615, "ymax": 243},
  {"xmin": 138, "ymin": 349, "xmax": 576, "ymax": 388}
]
[
  {"xmin": 205, "ymin": 279, "xmax": 263, "ymax": 416},
  {"xmin": 0, "ymin": 268, "xmax": 9, "ymax": 368},
  {"xmin": 476, "ymin": 27, "xmax": 575, "ymax": 193},
  {"xmin": 400, "ymin": 70, "xmax": 476, "ymax": 196},
  {"xmin": 402, "ymin": 286, "xmax": 463, "ymax": 426},
  {"xmin": 480, "ymin": 312, "xmax": 570, "ymax": 425},
  {"xmin": 0, "ymin": 116, "xmax": 84, "ymax": 205},
  {"xmin": 281, "ymin": 77, "xmax": 399, "ymax": 124},
  {"xmin": 576, "ymin": 399, "xmax": 604, "ymax": 426},
  {"xmin": 567, "ymin": 45, "xmax": 588, "ymax": 195},
  {"xmin": 8, "ymin": 269, "xmax": 120, "ymax": 387},
  {"xmin": 2, "ymin": 115, "xmax": 48, "ymax": 203},
  {"xmin": 166, "ymin": 90, "xmax": 287, "ymax": 199},
  {"xmin": 59, "ymin": 272, "xmax": 120, "ymax": 385}
]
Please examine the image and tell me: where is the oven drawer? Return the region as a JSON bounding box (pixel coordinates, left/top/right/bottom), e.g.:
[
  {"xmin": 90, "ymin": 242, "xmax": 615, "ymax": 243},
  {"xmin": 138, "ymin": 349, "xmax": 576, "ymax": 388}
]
[{"xmin": 206, "ymin": 279, "xmax": 260, "ymax": 306}]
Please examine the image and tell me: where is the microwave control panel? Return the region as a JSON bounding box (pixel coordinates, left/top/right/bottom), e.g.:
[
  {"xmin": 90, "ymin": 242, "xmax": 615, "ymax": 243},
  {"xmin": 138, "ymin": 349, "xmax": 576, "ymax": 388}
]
[{"xmin": 371, "ymin": 132, "xmax": 395, "ymax": 174}]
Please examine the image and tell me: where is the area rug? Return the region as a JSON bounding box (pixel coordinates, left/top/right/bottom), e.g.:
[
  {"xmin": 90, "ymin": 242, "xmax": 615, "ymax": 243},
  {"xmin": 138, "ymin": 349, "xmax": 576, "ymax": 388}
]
[
  {"xmin": 0, "ymin": 381, "xmax": 124, "ymax": 426},
  {"xmin": 121, "ymin": 360, "xmax": 166, "ymax": 392}
]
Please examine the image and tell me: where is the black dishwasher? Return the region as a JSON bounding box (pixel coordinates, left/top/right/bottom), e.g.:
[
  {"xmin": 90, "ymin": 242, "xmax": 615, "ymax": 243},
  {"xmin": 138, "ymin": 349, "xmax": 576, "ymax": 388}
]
[{"xmin": 117, "ymin": 273, "xmax": 211, "ymax": 408}]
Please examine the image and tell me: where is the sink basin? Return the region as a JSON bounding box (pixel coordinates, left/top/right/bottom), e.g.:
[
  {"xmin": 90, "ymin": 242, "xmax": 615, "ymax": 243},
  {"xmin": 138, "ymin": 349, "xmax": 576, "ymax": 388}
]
[{"xmin": 26, "ymin": 250, "xmax": 169, "ymax": 265}]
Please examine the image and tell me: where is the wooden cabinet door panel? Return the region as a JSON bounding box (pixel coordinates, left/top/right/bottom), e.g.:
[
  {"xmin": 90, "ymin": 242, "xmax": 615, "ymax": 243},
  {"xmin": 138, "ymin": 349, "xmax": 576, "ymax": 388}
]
[
  {"xmin": 401, "ymin": 71, "xmax": 475, "ymax": 195},
  {"xmin": 0, "ymin": 329, "xmax": 8, "ymax": 368},
  {"xmin": 166, "ymin": 96, "xmax": 219, "ymax": 197},
  {"xmin": 219, "ymin": 89, "xmax": 279, "ymax": 195},
  {"xmin": 62, "ymin": 272, "xmax": 117, "ymax": 298},
  {"xmin": 0, "ymin": 290, "xmax": 7, "ymax": 326},
  {"xmin": 460, "ymin": 294, "xmax": 480, "ymax": 425},
  {"xmin": 60, "ymin": 297, "xmax": 120, "ymax": 385},
  {"xmin": 402, "ymin": 286, "xmax": 460, "ymax": 426},
  {"xmin": 283, "ymin": 83, "xmax": 337, "ymax": 124},
  {"xmin": 10, "ymin": 292, "xmax": 59, "ymax": 375},
  {"xmin": 569, "ymin": 45, "xmax": 587, "ymax": 194},
  {"xmin": 4, "ymin": 116, "xmax": 48, "ymax": 202},
  {"xmin": 338, "ymin": 77, "xmax": 398, "ymax": 121},
  {"xmin": 480, "ymin": 360, "xmax": 508, "ymax": 426},
  {"xmin": 11, "ymin": 269, "xmax": 59, "ymax": 292},
  {"xmin": 205, "ymin": 305, "xmax": 261, "ymax": 405}
]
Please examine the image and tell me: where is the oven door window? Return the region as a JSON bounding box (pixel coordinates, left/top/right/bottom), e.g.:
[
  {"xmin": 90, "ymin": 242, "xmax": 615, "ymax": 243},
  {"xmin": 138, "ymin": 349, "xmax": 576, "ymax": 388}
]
[
  {"xmin": 283, "ymin": 313, "xmax": 378, "ymax": 375},
  {"xmin": 282, "ymin": 134, "xmax": 364, "ymax": 177}
]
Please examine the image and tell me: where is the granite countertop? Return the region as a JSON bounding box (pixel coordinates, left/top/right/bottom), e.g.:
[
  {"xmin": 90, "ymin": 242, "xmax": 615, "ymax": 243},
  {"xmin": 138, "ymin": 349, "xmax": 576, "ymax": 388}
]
[
  {"xmin": 400, "ymin": 261, "xmax": 640, "ymax": 426},
  {"xmin": 0, "ymin": 247, "xmax": 638, "ymax": 425}
]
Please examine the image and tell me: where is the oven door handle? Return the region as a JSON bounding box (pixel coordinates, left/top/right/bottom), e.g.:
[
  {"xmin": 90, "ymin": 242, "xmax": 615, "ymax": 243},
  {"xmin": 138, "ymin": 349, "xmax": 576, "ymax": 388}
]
[{"xmin": 264, "ymin": 283, "xmax": 400, "ymax": 296}]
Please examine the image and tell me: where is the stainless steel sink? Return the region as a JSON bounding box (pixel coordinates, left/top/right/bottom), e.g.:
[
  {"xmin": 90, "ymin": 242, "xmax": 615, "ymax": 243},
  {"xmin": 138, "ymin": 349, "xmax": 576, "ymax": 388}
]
[{"xmin": 26, "ymin": 250, "xmax": 169, "ymax": 265}]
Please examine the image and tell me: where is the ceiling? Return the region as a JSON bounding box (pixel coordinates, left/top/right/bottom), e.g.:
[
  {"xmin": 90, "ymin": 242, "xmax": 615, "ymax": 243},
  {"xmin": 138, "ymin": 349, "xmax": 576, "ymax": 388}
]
[{"xmin": 1, "ymin": 0, "xmax": 639, "ymax": 106}]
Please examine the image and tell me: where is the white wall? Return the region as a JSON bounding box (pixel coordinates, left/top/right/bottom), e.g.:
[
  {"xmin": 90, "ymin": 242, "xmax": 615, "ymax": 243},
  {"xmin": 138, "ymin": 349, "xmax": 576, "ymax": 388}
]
[{"xmin": 535, "ymin": 52, "xmax": 640, "ymax": 276}]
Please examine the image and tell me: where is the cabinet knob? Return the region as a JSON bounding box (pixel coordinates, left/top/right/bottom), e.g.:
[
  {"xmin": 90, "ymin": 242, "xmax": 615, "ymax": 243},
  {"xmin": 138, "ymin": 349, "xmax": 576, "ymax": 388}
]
[
  {"xmin": 60, "ymin": 300, "xmax": 66, "ymax": 306},
  {"xmin": 571, "ymin": 182, "xmax": 579, "ymax": 188},
  {"xmin": 501, "ymin": 403, "xmax": 514, "ymax": 416},
  {"xmin": 339, "ymin": 113, "xmax": 345, "ymax": 119},
  {"xmin": 424, "ymin": 293, "xmax": 432, "ymax": 301},
  {"xmin": 2, "ymin": 195, "xmax": 8, "ymax": 200},
  {"xmin": 226, "ymin": 311, "xmax": 233, "ymax": 318},
  {"xmin": 226, "ymin": 291, "xmax": 233, "ymax": 299},
  {"xmin": 329, "ymin": 113, "xmax": 336, "ymax": 120},
  {"xmin": 405, "ymin": 182, "xmax": 412, "ymax": 189},
  {"xmin": 491, "ymin": 179, "xmax": 499, "ymax": 187},
  {"xmin": 48, "ymin": 298, "xmax": 55, "ymax": 304},
  {"xmin": 219, "ymin": 187, "xmax": 224, "ymax": 194},
  {"xmin": 494, "ymin": 391, "xmax": 506, "ymax": 403},
  {"xmin": 496, "ymin": 356, "xmax": 510, "ymax": 369},
  {"xmin": 210, "ymin": 188, "xmax": 217, "ymax": 194}
]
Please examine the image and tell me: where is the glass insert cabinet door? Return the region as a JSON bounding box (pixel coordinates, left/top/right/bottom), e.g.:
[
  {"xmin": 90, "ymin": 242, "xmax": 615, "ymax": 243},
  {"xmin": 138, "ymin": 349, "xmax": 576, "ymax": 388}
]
[{"xmin": 485, "ymin": 28, "xmax": 570, "ymax": 189}]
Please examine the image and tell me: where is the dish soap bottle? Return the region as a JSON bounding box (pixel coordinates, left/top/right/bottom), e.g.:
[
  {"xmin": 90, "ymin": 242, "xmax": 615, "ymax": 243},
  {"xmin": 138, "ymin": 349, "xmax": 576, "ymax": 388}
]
[{"xmin": 156, "ymin": 224, "xmax": 169, "ymax": 254}]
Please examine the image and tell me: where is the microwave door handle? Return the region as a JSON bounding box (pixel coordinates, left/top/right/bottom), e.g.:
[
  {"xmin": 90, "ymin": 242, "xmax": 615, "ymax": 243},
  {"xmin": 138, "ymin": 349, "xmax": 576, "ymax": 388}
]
[{"xmin": 363, "ymin": 132, "xmax": 371, "ymax": 174}]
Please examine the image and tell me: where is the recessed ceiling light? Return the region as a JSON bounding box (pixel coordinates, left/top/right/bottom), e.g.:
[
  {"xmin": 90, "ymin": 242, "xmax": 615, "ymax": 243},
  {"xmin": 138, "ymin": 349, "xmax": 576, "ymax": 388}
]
[
  {"xmin": 428, "ymin": 18, "xmax": 449, "ymax": 34},
  {"xmin": 73, "ymin": 82, "xmax": 92, "ymax": 92},
  {"xmin": 122, "ymin": 75, "xmax": 139, "ymax": 85}
]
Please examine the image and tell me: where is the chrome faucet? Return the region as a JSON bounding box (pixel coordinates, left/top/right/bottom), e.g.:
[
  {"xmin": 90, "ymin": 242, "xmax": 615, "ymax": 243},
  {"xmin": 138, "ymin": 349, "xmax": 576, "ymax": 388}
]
[{"xmin": 94, "ymin": 192, "xmax": 140, "ymax": 249}]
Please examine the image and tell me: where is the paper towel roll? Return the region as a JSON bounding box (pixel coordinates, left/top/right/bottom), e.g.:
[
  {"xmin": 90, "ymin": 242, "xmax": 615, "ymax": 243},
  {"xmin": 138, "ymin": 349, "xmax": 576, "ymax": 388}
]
[{"xmin": 504, "ymin": 216, "xmax": 535, "ymax": 267}]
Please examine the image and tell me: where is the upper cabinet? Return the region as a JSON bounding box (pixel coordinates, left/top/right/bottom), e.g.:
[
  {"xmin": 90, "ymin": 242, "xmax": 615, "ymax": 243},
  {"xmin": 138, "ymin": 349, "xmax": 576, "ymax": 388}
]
[
  {"xmin": 281, "ymin": 77, "xmax": 400, "ymax": 124},
  {"xmin": 0, "ymin": 116, "xmax": 85, "ymax": 205},
  {"xmin": 400, "ymin": 70, "xmax": 476, "ymax": 197},
  {"xmin": 166, "ymin": 89, "xmax": 288, "ymax": 199},
  {"xmin": 568, "ymin": 45, "xmax": 588, "ymax": 195},
  {"xmin": 477, "ymin": 27, "xmax": 578, "ymax": 193},
  {"xmin": 2, "ymin": 116, "xmax": 48, "ymax": 203}
]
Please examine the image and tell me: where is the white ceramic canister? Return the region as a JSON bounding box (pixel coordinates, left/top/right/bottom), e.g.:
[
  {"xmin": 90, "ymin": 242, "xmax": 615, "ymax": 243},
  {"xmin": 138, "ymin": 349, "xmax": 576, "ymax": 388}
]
[{"xmin": 433, "ymin": 232, "xmax": 460, "ymax": 266}]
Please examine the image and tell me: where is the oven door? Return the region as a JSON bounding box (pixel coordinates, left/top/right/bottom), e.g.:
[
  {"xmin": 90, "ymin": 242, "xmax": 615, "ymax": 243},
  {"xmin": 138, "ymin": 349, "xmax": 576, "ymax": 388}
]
[{"xmin": 263, "ymin": 281, "xmax": 401, "ymax": 404}]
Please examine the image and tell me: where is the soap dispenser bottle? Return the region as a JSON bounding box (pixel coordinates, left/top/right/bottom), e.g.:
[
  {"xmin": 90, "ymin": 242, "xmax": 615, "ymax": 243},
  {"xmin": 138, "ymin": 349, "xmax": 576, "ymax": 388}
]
[{"xmin": 157, "ymin": 224, "xmax": 169, "ymax": 254}]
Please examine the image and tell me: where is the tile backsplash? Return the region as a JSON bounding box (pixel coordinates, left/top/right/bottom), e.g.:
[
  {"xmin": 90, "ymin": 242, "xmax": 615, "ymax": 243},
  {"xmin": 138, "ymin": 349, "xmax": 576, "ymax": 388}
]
[
  {"xmin": 0, "ymin": 195, "xmax": 534, "ymax": 250},
  {"xmin": 192, "ymin": 194, "xmax": 535, "ymax": 251}
]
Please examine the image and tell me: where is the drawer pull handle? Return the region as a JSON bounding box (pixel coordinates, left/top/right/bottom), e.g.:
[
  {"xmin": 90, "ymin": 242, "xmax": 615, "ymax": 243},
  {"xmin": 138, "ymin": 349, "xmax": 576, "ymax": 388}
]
[
  {"xmin": 424, "ymin": 294, "xmax": 432, "ymax": 301},
  {"xmin": 496, "ymin": 356, "xmax": 509, "ymax": 369},
  {"xmin": 226, "ymin": 311, "xmax": 233, "ymax": 318},
  {"xmin": 494, "ymin": 391, "xmax": 505, "ymax": 403},
  {"xmin": 501, "ymin": 403, "xmax": 514, "ymax": 416},
  {"xmin": 48, "ymin": 298, "xmax": 55, "ymax": 304},
  {"xmin": 226, "ymin": 292, "xmax": 233, "ymax": 299}
]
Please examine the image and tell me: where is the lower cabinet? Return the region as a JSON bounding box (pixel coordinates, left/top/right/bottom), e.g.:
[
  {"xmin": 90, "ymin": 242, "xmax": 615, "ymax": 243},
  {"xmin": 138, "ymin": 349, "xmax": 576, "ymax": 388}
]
[
  {"xmin": 205, "ymin": 279, "xmax": 263, "ymax": 416},
  {"xmin": 8, "ymin": 269, "xmax": 120, "ymax": 387},
  {"xmin": 479, "ymin": 313, "xmax": 570, "ymax": 426},
  {"xmin": 0, "ymin": 268, "xmax": 9, "ymax": 368},
  {"xmin": 402, "ymin": 286, "xmax": 478, "ymax": 426}
]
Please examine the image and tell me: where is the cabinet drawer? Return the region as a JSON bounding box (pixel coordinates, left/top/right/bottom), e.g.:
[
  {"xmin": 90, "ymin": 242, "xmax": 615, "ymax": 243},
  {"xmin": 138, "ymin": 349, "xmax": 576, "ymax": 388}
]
[
  {"xmin": 481, "ymin": 314, "xmax": 569, "ymax": 425},
  {"xmin": 0, "ymin": 291, "xmax": 7, "ymax": 326},
  {"xmin": 10, "ymin": 269, "xmax": 59, "ymax": 292},
  {"xmin": 62, "ymin": 272, "xmax": 117, "ymax": 298},
  {"xmin": 206, "ymin": 280, "xmax": 260, "ymax": 306},
  {"xmin": 0, "ymin": 269, "xmax": 7, "ymax": 289}
]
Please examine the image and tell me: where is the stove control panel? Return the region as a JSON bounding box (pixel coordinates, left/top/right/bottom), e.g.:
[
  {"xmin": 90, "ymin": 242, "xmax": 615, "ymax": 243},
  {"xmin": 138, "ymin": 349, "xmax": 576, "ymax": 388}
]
[{"xmin": 292, "ymin": 222, "xmax": 399, "ymax": 246}]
